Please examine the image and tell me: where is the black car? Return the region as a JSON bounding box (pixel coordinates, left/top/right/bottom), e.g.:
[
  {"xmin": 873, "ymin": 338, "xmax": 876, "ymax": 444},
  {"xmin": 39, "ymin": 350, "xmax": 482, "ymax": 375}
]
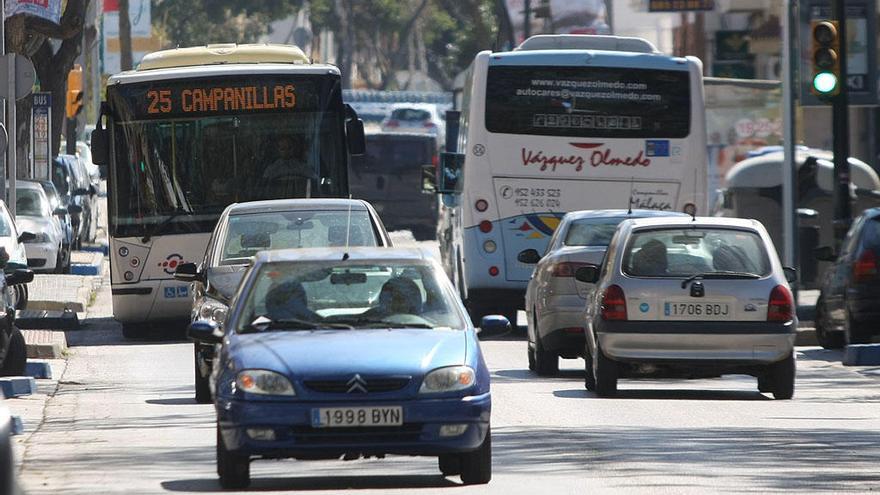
[
  {"xmin": 814, "ymin": 208, "xmax": 880, "ymax": 348},
  {"xmin": 0, "ymin": 250, "xmax": 34, "ymax": 376},
  {"xmin": 349, "ymin": 132, "xmax": 438, "ymax": 240},
  {"xmin": 52, "ymin": 154, "xmax": 92, "ymax": 249}
]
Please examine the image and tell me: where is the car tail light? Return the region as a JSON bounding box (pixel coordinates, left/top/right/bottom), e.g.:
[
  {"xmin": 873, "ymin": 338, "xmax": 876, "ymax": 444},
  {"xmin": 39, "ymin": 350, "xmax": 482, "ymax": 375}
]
[
  {"xmin": 853, "ymin": 249, "xmax": 877, "ymax": 282},
  {"xmin": 424, "ymin": 121, "xmax": 436, "ymax": 128},
  {"xmin": 767, "ymin": 285, "xmax": 794, "ymax": 322},
  {"xmin": 600, "ymin": 285, "xmax": 627, "ymax": 321},
  {"xmin": 475, "ymin": 199, "xmax": 488, "ymax": 212},
  {"xmin": 432, "ymin": 154, "xmax": 439, "ymax": 168},
  {"xmin": 385, "ymin": 119, "xmax": 399, "ymax": 128},
  {"xmin": 488, "ymin": 266, "xmax": 500, "ymax": 277},
  {"xmin": 479, "ymin": 220, "xmax": 493, "ymax": 233},
  {"xmin": 551, "ymin": 262, "xmax": 589, "ymax": 277}
]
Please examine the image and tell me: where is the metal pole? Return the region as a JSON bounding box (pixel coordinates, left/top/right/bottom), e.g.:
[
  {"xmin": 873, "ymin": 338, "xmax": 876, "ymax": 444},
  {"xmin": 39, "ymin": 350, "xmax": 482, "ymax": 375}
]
[
  {"xmin": 7, "ymin": 55, "xmax": 15, "ymax": 217},
  {"xmin": 782, "ymin": 0, "xmax": 798, "ymax": 284},
  {"xmin": 832, "ymin": 0, "xmax": 851, "ymax": 246},
  {"xmin": 1, "ymin": 0, "xmax": 6, "ymax": 207},
  {"xmin": 523, "ymin": 0, "xmax": 531, "ymax": 39}
]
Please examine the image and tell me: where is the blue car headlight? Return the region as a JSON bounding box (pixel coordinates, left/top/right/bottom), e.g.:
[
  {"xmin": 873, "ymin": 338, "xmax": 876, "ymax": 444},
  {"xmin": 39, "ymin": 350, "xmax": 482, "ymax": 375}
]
[
  {"xmin": 235, "ymin": 370, "xmax": 296, "ymax": 396},
  {"xmin": 419, "ymin": 366, "xmax": 476, "ymax": 394}
]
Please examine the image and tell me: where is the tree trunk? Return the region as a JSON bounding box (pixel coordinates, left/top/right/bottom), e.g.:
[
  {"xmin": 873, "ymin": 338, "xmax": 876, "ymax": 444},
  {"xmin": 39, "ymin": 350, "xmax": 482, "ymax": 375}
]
[{"xmin": 119, "ymin": 0, "xmax": 134, "ymax": 71}]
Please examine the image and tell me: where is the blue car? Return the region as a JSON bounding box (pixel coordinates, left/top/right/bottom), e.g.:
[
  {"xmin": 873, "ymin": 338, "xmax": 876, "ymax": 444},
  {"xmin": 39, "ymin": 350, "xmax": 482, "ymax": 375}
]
[{"xmin": 188, "ymin": 247, "xmax": 501, "ymax": 488}]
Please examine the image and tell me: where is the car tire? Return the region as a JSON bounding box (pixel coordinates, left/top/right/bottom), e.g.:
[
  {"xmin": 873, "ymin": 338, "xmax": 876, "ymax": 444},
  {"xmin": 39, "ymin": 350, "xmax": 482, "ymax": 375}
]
[
  {"xmin": 583, "ymin": 345, "xmax": 596, "ymax": 391},
  {"xmin": 770, "ymin": 352, "xmax": 795, "ymax": 400},
  {"xmin": 438, "ymin": 454, "xmax": 461, "ymax": 476},
  {"xmin": 13, "ymin": 285, "xmax": 27, "ymax": 311},
  {"xmin": 459, "ymin": 426, "xmax": 491, "ymax": 485},
  {"xmin": 593, "ymin": 343, "xmax": 618, "ymax": 397},
  {"xmin": 756, "ymin": 374, "xmax": 772, "ymax": 393},
  {"xmin": 216, "ymin": 422, "xmax": 250, "ymax": 489},
  {"xmin": 194, "ymin": 344, "xmax": 212, "ymax": 404},
  {"xmin": 814, "ymin": 300, "xmax": 845, "ymax": 350},
  {"xmin": 1, "ymin": 327, "xmax": 27, "ymax": 377},
  {"xmin": 844, "ymin": 314, "xmax": 872, "ymax": 345},
  {"xmin": 534, "ymin": 336, "xmax": 558, "ymax": 376}
]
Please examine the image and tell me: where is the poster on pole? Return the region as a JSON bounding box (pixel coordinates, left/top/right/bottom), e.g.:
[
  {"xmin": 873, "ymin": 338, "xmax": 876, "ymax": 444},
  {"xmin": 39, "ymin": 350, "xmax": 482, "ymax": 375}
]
[
  {"xmin": 4, "ymin": 0, "xmax": 62, "ymax": 24},
  {"xmin": 31, "ymin": 92, "xmax": 52, "ymax": 181}
]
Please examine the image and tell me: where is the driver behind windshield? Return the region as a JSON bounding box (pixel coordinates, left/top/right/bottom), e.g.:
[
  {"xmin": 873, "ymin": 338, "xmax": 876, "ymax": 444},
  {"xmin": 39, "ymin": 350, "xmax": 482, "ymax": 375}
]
[
  {"xmin": 362, "ymin": 277, "xmax": 422, "ymax": 318},
  {"xmin": 265, "ymin": 280, "xmax": 320, "ymax": 322}
]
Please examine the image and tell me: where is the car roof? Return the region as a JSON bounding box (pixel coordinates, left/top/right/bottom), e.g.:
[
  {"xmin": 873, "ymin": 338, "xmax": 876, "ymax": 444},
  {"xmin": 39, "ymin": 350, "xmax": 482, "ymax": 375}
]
[
  {"xmin": 623, "ymin": 216, "xmax": 765, "ymax": 231},
  {"xmin": 255, "ymin": 246, "xmax": 429, "ymax": 264},
  {"xmin": 13, "ymin": 181, "xmax": 42, "ymax": 191},
  {"xmin": 562, "ymin": 209, "xmax": 689, "ymax": 221},
  {"xmin": 225, "ymin": 198, "xmax": 372, "ymax": 216}
]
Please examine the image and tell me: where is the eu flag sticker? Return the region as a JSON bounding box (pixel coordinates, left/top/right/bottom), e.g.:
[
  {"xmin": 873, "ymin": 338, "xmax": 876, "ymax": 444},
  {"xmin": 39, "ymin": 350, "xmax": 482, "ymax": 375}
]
[{"xmin": 646, "ymin": 140, "xmax": 670, "ymax": 157}]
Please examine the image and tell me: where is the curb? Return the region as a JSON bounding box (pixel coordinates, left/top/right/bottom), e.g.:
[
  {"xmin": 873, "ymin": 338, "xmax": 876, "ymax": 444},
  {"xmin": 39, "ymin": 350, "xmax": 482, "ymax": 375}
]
[
  {"xmin": 80, "ymin": 244, "xmax": 109, "ymax": 255},
  {"xmin": 796, "ymin": 326, "xmax": 817, "ymax": 346},
  {"xmin": 70, "ymin": 253, "xmax": 104, "ymax": 276},
  {"xmin": 11, "ymin": 416, "xmax": 23, "ymax": 435},
  {"xmin": 22, "ymin": 330, "xmax": 68, "ymax": 359},
  {"xmin": 0, "ymin": 377, "xmax": 36, "ymax": 398},
  {"xmin": 843, "ymin": 344, "xmax": 880, "ymax": 366},
  {"xmin": 25, "ymin": 361, "xmax": 53, "ymax": 379}
]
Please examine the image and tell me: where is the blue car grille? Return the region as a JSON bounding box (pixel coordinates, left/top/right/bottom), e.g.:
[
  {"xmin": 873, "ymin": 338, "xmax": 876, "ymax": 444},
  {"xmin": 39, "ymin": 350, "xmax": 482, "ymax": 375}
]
[
  {"xmin": 290, "ymin": 424, "xmax": 423, "ymax": 444},
  {"xmin": 303, "ymin": 377, "xmax": 411, "ymax": 394}
]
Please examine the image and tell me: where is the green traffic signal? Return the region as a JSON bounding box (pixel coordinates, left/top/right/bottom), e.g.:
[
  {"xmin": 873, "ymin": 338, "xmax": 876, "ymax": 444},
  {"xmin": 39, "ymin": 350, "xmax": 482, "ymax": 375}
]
[{"xmin": 813, "ymin": 71, "xmax": 838, "ymax": 94}]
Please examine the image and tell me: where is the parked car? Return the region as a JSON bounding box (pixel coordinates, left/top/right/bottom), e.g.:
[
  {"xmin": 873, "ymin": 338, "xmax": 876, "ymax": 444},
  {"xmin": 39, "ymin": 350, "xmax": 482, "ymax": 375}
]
[
  {"xmin": 814, "ymin": 208, "xmax": 880, "ymax": 348},
  {"xmin": 520, "ymin": 209, "xmax": 688, "ymax": 375},
  {"xmin": 13, "ymin": 182, "xmax": 65, "ymax": 274},
  {"xmin": 381, "ymin": 103, "xmax": 445, "ymax": 144},
  {"xmin": 28, "ymin": 179, "xmax": 75, "ymax": 273},
  {"xmin": 0, "ymin": 201, "xmax": 31, "ymax": 310},
  {"xmin": 187, "ymin": 247, "xmax": 497, "ymax": 488},
  {"xmin": 350, "ymin": 133, "xmax": 438, "ymax": 240},
  {"xmin": 174, "ymin": 198, "xmax": 392, "ymax": 402},
  {"xmin": 577, "ymin": 216, "xmax": 797, "ymax": 399},
  {"xmin": 53, "ymin": 154, "xmax": 91, "ymax": 249},
  {"xmin": 1, "ymin": 398, "xmax": 23, "ymax": 495},
  {"xmin": 0, "ymin": 253, "xmax": 34, "ymax": 376},
  {"xmin": 70, "ymin": 154, "xmax": 99, "ymax": 244}
]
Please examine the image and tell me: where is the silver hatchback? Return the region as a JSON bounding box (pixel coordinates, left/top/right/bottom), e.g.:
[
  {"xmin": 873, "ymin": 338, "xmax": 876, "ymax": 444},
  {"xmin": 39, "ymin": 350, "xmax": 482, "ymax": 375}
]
[{"xmin": 577, "ymin": 217, "xmax": 797, "ymax": 399}]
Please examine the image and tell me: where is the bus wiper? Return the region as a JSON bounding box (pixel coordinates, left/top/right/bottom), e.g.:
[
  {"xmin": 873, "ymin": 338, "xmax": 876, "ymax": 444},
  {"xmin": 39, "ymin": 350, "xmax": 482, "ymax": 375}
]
[
  {"xmin": 141, "ymin": 208, "xmax": 190, "ymax": 243},
  {"xmin": 681, "ymin": 271, "xmax": 761, "ymax": 289}
]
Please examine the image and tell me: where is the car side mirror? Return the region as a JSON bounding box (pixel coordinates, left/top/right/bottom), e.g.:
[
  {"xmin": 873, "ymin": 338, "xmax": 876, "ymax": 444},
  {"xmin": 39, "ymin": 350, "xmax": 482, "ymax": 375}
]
[
  {"xmin": 89, "ymin": 184, "xmax": 97, "ymax": 196},
  {"xmin": 174, "ymin": 262, "xmax": 202, "ymax": 283},
  {"xmin": 479, "ymin": 315, "xmax": 511, "ymax": 334},
  {"xmin": 5, "ymin": 269, "xmax": 34, "ymax": 286},
  {"xmin": 517, "ymin": 249, "xmax": 541, "ymax": 264},
  {"xmin": 67, "ymin": 204, "xmax": 83, "ymax": 215},
  {"xmin": 187, "ymin": 320, "xmax": 223, "ymax": 344},
  {"xmin": 346, "ymin": 118, "xmax": 366, "ymax": 156},
  {"xmin": 421, "ymin": 165, "xmax": 436, "ymax": 194},
  {"xmin": 575, "ymin": 265, "xmax": 600, "ymax": 284},
  {"xmin": 814, "ymin": 245, "xmax": 837, "ymax": 262},
  {"xmin": 783, "ymin": 266, "xmax": 797, "ymax": 284},
  {"xmin": 17, "ymin": 232, "xmax": 36, "ymax": 243},
  {"xmin": 436, "ymin": 152, "xmax": 464, "ymax": 195}
]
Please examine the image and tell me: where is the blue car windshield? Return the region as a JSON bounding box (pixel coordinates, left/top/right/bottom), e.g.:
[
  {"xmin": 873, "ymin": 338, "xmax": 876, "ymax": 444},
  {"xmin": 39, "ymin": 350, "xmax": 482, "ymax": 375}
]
[{"xmin": 236, "ymin": 261, "xmax": 466, "ymax": 332}]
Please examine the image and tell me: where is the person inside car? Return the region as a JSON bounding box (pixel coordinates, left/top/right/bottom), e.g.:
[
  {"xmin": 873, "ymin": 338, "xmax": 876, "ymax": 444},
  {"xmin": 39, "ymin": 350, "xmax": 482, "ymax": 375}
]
[
  {"xmin": 363, "ymin": 277, "xmax": 422, "ymax": 318},
  {"xmin": 265, "ymin": 280, "xmax": 320, "ymax": 322},
  {"xmin": 632, "ymin": 239, "xmax": 668, "ymax": 276}
]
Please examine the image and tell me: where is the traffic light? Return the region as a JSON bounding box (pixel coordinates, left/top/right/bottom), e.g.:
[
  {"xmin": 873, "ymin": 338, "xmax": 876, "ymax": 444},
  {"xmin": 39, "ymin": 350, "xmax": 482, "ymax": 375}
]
[
  {"xmin": 810, "ymin": 20, "xmax": 841, "ymax": 97},
  {"xmin": 65, "ymin": 64, "xmax": 83, "ymax": 119}
]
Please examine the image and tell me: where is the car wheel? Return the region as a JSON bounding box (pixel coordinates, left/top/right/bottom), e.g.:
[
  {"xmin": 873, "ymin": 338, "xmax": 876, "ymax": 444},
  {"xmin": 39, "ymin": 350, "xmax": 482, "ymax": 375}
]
[
  {"xmin": 54, "ymin": 248, "xmax": 64, "ymax": 274},
  {"xmin": 0, "ymin": 327, "xmax": 27, "ymax": 377},
  {"xmin": 756, "ymin": 374, "xmax": 773, "ymax": 393},
  {"xmin": 769, "ymin": 352, "xmax": 795, "ymax": 400},
  {"xmin": 13, "ymin": 285, "xmax": 27, "ymax": 311},
  {"xmin": 459, "ymin": 426, "xmax": 491, "ymax": 485},
  {"xmin": 438, "ymin": 454, "xmax": 461, "ymax": 476},
  {"xmin": 216, "ymin": 422, "xmax": 250, "ymax": 489},
  {"xmin": 593, "ymin": 343, "xmax": 618, "ymax": 397},
  {"xmin": 527, "ymin": 345, "xmax": 536, "ymax": 371},
  {"xmin": 814, "ymin": 300, "xmax": 845, "ymax": 349},
  {"xmin": 534, "ymin": 335, "xmax": 558, "ymax": 376},
  {"xmin": 844, "ymin": 314, "xmax": 872, "ymax": 345},
  {"xmin": 583, "ymin": 344, "xmax": 596, "ymax": 391},
  {"xmin": 194, "ymin": 344, "xmax": 212, "ymax": 404}
]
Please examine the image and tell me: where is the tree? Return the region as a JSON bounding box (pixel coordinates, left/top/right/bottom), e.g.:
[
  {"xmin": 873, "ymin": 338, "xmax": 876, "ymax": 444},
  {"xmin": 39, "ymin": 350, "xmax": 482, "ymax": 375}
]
[{"xmin": 5, "ymin": 1, "xmax": 94, "ymax": 163}]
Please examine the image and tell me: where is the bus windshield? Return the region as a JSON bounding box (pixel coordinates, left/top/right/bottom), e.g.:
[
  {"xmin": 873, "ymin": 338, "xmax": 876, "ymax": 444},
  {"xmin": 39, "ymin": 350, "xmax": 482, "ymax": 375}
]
[
  {"xmin": 485, "ymin": 65, "xmax": 691, "ymax": 139},
  {"xmin": 107, "ymin": 74, "xmax": 347, "ymax": 238}
]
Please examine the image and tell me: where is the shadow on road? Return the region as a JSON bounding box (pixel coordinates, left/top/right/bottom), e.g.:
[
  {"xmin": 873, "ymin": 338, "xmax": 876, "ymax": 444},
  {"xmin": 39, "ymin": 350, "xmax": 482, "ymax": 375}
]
[
  {"xmin": 145, "ymin": 397, "xmax": 205, "ymax": 406},
  {"xmin": 161, "ymin": 474, "xmax": 458, "ymax": 492}
]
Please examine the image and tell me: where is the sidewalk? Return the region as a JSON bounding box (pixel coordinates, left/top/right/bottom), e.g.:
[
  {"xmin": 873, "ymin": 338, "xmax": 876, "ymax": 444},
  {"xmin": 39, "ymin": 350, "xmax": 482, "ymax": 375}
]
[{"xmin": 26, "ymin": 273, "xmax": 100, "ymax": 313}]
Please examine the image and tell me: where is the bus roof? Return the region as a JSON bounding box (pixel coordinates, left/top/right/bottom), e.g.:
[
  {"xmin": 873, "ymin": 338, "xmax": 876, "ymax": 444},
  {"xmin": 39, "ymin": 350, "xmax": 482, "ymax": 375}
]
[
  {"xmin": 515, "ymin": 34, "xmax": 658, "ymax": 53},
  {"xmin": 137, "ymin": 43, "xmax": 310, "ymax": 71}
]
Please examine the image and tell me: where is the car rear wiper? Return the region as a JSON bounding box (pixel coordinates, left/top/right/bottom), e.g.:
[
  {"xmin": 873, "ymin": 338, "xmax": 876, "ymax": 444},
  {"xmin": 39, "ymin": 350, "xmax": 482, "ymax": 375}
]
[
  {"xmin": 142, "ymin": 208, "xmax": 190, "ymax": 243},
  {"xmin": 681, "ymin": 271, "xmax": 761, "ymax": 289}
]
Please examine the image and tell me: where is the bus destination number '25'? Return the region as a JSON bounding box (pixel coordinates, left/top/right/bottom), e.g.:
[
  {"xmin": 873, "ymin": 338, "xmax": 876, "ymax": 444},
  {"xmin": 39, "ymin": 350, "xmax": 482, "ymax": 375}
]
[{"xmin": 147, "ymin": 90, "xmax": 172, "ymax": 114}]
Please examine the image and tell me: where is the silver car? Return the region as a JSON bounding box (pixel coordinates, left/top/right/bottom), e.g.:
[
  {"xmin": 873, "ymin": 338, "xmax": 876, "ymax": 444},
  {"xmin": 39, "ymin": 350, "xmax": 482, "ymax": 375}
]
[
  {"xmin": 522, "ymin": 209, "xmax": 687, "ymax": 375},
  {"xmin": 577, "ymin": 216, "xmax": 797, "ymax": 399},
  {"xmin": 174, "ymin": 198, "xmax": 392, "ymax": 403},
  {"xmin": 14, "ymin": 181, "xmax": 65, "ymax": 273}
]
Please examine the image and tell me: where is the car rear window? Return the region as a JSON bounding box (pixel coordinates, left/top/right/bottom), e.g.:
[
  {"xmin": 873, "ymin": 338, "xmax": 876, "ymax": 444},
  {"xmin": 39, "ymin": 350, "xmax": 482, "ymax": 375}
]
[
  {"xmin": 391, "ymin": 108, "xmax": 431, "ymax": 121},
  {"xmin": 860, "ymin": 218, "xmax": 880, "ymax": 249},
  {"xmin": 564, "ymin": 217, "xmax": 627, "ymax": 247},
  {"xmin": 623, "ymin": 228, "xmax": 771, "ymax": 277}
]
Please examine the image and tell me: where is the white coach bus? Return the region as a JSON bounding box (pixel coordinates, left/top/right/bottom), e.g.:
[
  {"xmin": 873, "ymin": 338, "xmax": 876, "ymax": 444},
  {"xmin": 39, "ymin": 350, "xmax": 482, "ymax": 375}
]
[
  {"xmin": 90, "ymin": 44, "xmax": 363, "ymax": 336},
  {"xmin": 436, "ymin": 35, "xmax": 708, "ymax": 323}
]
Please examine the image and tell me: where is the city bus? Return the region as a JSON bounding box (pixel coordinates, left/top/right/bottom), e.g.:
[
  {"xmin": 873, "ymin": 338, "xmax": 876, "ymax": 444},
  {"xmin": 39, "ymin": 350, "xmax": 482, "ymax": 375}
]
[
  {"xmin": 90, "ymin": 44, "xmax": 363, "ymax": 336},
  {"xmin": 436, "ymin": 35, "xmax": 708, "ymax": 324}
]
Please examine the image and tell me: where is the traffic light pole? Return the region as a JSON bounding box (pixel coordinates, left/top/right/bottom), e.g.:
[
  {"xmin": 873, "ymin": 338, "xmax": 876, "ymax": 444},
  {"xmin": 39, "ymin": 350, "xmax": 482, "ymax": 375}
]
[
  {"xmin": 832, "ymin": 0, "xmax": 852, "ymax": 246},
  {"xmin": 66, "ymin": 118, "xmax": 76, "ymax": 155}
]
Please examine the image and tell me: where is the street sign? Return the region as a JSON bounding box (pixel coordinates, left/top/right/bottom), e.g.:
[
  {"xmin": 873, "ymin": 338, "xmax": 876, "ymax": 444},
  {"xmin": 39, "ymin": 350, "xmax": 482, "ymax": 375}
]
[
  {"xmin": 648, "ymin": 0, "xmax": 714, "ymax": 12},
  {"xmin": 0, "ymin": 53, "xmax": 36, "ymax": 100},
  {"xmin": 799, "ymin": 0, "xmax": 877, "ymax": 106},
  {"xmin": 31, "ymin": 92, "xmax": 52, "ymax": 180}
]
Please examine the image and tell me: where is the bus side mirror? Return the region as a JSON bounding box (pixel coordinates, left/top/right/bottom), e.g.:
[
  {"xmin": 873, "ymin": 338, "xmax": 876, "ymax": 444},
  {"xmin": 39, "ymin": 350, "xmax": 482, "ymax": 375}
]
[
  {"xmin": 91, "ymin": 129, "xmax": 109, "ymax": 165},
  {"xmin": 436, "ymin": 152, "xmax": 464, "ymax": 195},
  {"xmin": 346, "ymin": 118, "xmax": 365, "ymax": 156},
  {"xmin": 421, "ymin": 165, "xmax": 436, "ymax": 194}
]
